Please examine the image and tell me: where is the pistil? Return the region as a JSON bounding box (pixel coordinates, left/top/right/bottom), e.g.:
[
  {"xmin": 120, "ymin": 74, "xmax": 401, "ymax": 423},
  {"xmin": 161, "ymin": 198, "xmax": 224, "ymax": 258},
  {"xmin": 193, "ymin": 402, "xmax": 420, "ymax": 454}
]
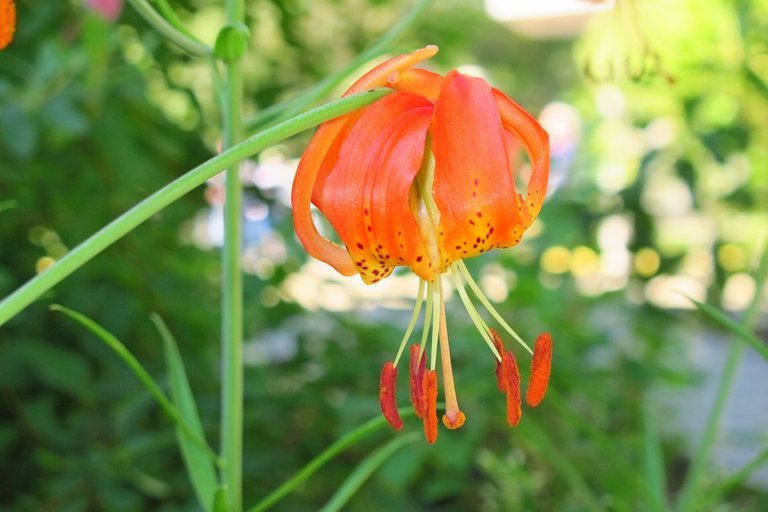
[{"xmin": 437, "ymin": 278, "xmax": 465, "ymax": 429}]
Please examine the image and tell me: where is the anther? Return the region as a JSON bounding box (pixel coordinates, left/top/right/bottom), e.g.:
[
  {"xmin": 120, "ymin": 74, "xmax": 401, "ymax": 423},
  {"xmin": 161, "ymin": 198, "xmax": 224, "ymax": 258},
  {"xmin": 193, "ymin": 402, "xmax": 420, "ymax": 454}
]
[
  {"xmin": 526, "ymin": 332, "xmax": 552, "ymax": 407},
  {"xmin": 422, "ymin": 369, "xmax": 438, "ymax": 444},
  {"xmin": 500, "ymin": 351, "xmax": 522, "ymax": 427},
  {"xmin": 409, "ymin": 344, "xmax": 426, "ymax": 419},
  {"xmin": 490, "ymin": 329, "xmax": 506, "ymax": 392},
  {"xmin": 379, "ymin": 362, "xmax": 403, "ymax": 430}
]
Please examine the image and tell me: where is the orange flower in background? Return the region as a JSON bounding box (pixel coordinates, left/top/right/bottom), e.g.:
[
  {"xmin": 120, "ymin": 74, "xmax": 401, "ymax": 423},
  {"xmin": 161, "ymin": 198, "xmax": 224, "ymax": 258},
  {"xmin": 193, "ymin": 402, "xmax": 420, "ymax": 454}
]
[
  {"xmin": 292, "ymin": 45, "xmax": 553, "ymax": 443},
  {"xmin": 0, "ymin": 0, "xmax": 15, "ymax": 51}
]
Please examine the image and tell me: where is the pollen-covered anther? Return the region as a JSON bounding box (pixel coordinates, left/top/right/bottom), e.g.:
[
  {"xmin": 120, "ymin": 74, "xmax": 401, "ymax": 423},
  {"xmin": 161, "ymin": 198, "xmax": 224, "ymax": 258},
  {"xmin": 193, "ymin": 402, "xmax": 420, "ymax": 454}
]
[
  {"xmin": 379, "ymin": 362, "xmax": 403, "ymax": 430},
  {"xmin": 409, "ymin": 344, "xmax": 426, "ymax": 419},
  {"xmin": 422, "ymin": 369, "xmax": 439, "ymax": 444},
  {"xmin": 490, "ymin": 329, "xmax": 506, "ymax": 392},
  {"xmin": 500, "ymin": 351, "xmax": 522, "ymax": 427},
  {"xmin": 526, "ymin": 332, "xmax": 553, "ymax": 407}
]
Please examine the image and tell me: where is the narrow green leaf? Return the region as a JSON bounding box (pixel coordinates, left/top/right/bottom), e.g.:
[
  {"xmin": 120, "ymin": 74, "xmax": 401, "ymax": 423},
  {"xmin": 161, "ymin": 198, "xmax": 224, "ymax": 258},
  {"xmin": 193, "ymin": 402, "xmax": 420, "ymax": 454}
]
[
  {"xmin": 246, "ymin": 409, "xmax": 416, "ymax": 512},
  {"xmin": 319, "ymin": 433, "xmax": 419, "ymax": 512},
  {"xmin": 688, "ymin": 298, "xmax": 768, "ymax": 361},
  {"xmin": 675, "ymin": 241, "xmax": 768, "ymax": 512},
  {"xmin": 642, "ymin": 397, "xmax": 669, "ymax": 511},
  {"xmin": 50, "ymin": 305, "xmax": 218, "ymax": 459},
  {"xmin": 151, "ymin": 314, "xmax": 219, "ymax": 512}
]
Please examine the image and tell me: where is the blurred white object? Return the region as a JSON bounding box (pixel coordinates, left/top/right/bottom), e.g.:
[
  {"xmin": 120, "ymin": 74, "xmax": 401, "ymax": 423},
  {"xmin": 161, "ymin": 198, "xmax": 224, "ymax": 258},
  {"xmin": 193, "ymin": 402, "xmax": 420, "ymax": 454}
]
[{"xmin": 485, "ymin": 0, "xmax": 616, "ymax": 38}]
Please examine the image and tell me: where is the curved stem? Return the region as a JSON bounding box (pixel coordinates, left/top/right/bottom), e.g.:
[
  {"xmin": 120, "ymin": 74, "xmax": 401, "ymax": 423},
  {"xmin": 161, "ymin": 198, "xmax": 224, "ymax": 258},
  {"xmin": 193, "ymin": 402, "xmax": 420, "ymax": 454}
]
[
  {"xmin": 0, "ymin": 89, "xmax": 392, "ymax": 328},
  {"xmin": 220, "ymin": 0, "xmax": 246, "ymax": 508},
  {"xmin": 247, "ymin": 410, "xmax": 415, "ymax": 512},
  {"xmin": 127, "ymin": 0, "xmax": 212, "ymax": 56}
]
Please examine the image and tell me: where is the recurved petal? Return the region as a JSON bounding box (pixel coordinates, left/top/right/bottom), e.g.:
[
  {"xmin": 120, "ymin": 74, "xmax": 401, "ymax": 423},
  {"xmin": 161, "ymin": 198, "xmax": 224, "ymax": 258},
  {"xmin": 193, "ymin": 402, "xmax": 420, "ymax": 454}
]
[
  {"xmin": 492, "ymin": 89, "xmax": 550, "ymax": 227},
  {"xmin": 388, "ymin": 68, "xmax": 443, "ymax": 101},
  {"xmin": 345, "ymin": 45, "xmax": 439, "ymax": 96},
  {"xmin": 313, "ymin": 92, "xmax": 436, "ymax": 284},
  {"xmin": 292, "ymin": 115, "xmax": 360, "ymax": 277},
  {"xmin": 431, "ymin": 71, "xmax": 526, "ymax": 271}
]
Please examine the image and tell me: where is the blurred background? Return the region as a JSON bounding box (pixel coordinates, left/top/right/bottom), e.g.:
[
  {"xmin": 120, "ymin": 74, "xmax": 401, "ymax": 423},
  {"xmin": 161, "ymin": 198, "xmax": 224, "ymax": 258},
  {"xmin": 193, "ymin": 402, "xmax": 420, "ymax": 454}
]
[{"xmin": 1, "ymin": 0, "xmax": 768, "ymax": 510}]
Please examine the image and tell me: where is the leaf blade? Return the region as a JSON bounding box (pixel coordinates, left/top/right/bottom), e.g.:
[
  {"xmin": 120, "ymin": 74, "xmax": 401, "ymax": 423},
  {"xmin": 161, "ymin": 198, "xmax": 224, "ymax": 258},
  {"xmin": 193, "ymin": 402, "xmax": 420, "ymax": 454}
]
[{"xmin": 151, "ymin": 313, "xmax": 219, "ymax": 512}]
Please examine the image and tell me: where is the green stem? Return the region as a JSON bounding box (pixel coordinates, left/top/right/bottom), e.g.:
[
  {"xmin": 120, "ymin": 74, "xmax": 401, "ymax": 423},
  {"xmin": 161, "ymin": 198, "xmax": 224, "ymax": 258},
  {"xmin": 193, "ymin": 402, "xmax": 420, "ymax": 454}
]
[
  {"xmin": 220, "ymin": 0, "xmax": 246, "ymax": 509},
  {"xmin": 127, "ymin": 0, "xmax": 212, "ymax": 56},
  {"xmin": 243, "ymin": 0, "xmax": 433, "ymax": 133},
  {"xmin": 247, "ymin": 410, "xmax": 415, "ymax": 512},
  {"xmin": 319, "ymin": 433, "xmax": 419, "ymax": 512},
  {"xmin": 152, "ymin": 0, "xmax": 201, "ymax": 41},
  {"xmin": 675, "ymin": 240, "xmax": 768, "ymax": 512},
  {"xmin": 0, "ymin": 89, "xmax": 391, "ymax": 328}
]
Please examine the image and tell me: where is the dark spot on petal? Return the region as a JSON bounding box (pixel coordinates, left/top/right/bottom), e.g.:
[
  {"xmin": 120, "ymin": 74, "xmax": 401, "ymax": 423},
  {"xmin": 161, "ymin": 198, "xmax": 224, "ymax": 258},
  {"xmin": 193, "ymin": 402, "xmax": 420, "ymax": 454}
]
[
  {"xmin": 356, "ymin": 242, "xmax": 364, "ymax": 250},
  {"xmin": 416, "ymin": 255, "xmax": 423, "ymax": 262}
]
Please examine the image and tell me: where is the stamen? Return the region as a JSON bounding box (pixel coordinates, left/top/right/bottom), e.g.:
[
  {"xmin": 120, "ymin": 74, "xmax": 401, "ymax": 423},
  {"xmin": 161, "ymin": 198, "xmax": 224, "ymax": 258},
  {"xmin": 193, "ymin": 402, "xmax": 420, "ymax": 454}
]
[
  {"xmin": 448, "ymin": 267, "xmax": 500, "ymax": 361},
  {"xmin": 418, "ymin": 283, "xmax": 434, "ymax": 363},
  {"xmin": 437, "ymin": 278, "xmax": 465, "ymax": 429},
  {"xmin": 456, "ymin": 261, "xmax": 532, "ymax": 354},
  {"xmin": 526, "ymin": 332, "xmax": 553, "ymax": 407},
  {"xmin": 429, "ymin": 282, "xmax": 440, "ymax": 371},
  {"xmin": 422, "ymin": 369, "xmax": 438, "ymax": 444},
  {"xmin": 379, "ymin": 362, "xmax": 403, "ymax": 430},
  {"xmin": 409, "ymin": 344, "xmax": 426, "ymax": 418},
  {"xmin": 393, "ymin": 279, "xmax": 427, "ymax": 367},
  {"xmin": 490, "ymin": 329, "xmax": 506, "ymax": 392},
  {"xmin": 500, "ymin": 351, "xmax": 522, "ymax": 427}
]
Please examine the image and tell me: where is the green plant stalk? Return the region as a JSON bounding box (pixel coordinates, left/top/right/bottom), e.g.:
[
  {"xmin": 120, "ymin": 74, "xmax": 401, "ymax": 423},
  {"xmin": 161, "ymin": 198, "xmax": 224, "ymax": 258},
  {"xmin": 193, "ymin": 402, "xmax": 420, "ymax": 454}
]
[
  {"xmin": 247, "ymin": 410, "xmax": 416, "ymax": 512},
  {"xmin": 675, "ymin": 241, "xmax": 768, "ymax": 512},
  {"xmin": 0, "ymin": 89, "xmax": 391, "ymax": 328},
  {"xmin": 243, "ymin": 0, "xmax": 433, "ymax": 133},
  {"xmin": 319, "ymin": 433, "xmax": 419, "ymax": 512},
  {"xmin": 127, "ymin": 0, "xmax": 211, "ymax": 56},
  {"xmin": 152, "ymin": 0, "xmax": 201, "ymax": 42},
  {"xmin": 220, "ymin": 0, "xmax": 247, "ymax": 509}
]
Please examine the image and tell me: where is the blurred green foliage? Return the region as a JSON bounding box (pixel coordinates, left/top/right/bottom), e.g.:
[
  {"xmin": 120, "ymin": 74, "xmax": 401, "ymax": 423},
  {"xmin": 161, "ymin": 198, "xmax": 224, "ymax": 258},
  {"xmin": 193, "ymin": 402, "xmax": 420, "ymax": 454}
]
[{"xmin": 1, "ymin": 0, "xmax": 768, "ymax": 511}]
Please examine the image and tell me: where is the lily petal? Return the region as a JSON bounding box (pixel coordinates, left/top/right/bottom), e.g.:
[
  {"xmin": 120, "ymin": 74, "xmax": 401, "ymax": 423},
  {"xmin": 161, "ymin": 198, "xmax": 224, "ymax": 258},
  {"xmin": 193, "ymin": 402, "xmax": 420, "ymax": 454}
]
[
  {"xmin": 492, "ymin": 89, "xmax": 550, "ymax": 227},
  {"xmin": 345, "ymin": 45, "xmax": 439, "ymax": 96},
  {"xmin": 314, "ymin": 92, "xmax": 436, "ymax": 283},
  {"xmin": 389, "ymin": 68, "xmax": 443, "ymax": 101},
  {"xmin": 292, "ymin": 46, "xmax": 440, "ymax": 278},
  {"xmin": 431, "ymin": 71, "xmax": 525, "ymax": 270},
  {"xmin": 292, "ymin": 116, "xmax": 360, "ymax": 276}
]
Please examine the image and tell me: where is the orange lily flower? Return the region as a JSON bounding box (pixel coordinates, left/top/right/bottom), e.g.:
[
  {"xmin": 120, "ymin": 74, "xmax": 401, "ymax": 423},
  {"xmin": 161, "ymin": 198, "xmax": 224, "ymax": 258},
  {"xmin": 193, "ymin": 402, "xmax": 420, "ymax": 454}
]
[
  {"xmin": 292, "ymin": 45, "xmax": 553, "ymax": 443},
  {"xmin": 0, "ymin": 0, "xmax": 15, "ymax": 51}
]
